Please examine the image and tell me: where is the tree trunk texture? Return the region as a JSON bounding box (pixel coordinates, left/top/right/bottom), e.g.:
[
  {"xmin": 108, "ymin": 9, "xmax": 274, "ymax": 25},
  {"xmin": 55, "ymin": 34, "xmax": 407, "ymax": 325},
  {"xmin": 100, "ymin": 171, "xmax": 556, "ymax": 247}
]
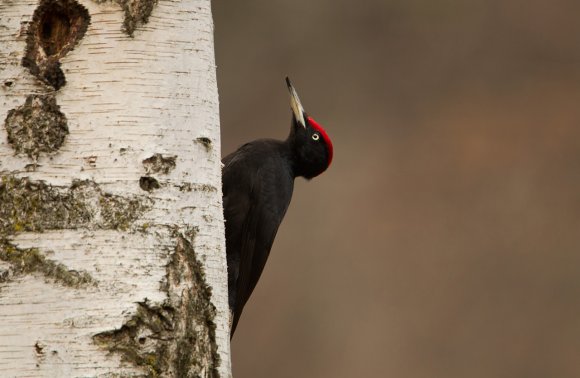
[{"xmin": 0, "ymin": 0, "xmax": 231, "ymax": 376}]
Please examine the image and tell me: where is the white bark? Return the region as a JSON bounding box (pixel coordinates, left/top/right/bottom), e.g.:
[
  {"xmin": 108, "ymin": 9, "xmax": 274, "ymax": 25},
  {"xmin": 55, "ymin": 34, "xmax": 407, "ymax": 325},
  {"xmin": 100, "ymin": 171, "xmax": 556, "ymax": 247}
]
[{"xmin": 0, "ymin": 0, "xmax": 231, "ymax": 376}]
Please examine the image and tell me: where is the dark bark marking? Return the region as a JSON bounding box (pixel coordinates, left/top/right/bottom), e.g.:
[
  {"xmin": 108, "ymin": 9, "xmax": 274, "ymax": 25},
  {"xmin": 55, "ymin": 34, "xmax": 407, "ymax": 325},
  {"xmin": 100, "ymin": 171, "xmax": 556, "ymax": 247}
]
[
  {"xmin": 22, "ymin": 0, "xmax": 90, "ymax": 90},
  {"xmin": 143, "ymin": 154, "xmax": 177, "ymax": 175},
  {"xmin": 4, "ymin": 94, "xmax": 68, "ymax": 160},
  {"xmin": 140, "ymin": 176, "xmax": 161, "ymax": 192}
]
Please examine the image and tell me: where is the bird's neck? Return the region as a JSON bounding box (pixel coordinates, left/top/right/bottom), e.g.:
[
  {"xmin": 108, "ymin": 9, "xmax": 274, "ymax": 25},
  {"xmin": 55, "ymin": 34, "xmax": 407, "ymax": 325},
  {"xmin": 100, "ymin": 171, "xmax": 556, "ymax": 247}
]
[
  {"xmin": 273, "ymin": 138, "xmax": 296, "ymax": 179},
  {"xmin": 285, "ymin": 132, "xmax": 313, "ymax": 179}
]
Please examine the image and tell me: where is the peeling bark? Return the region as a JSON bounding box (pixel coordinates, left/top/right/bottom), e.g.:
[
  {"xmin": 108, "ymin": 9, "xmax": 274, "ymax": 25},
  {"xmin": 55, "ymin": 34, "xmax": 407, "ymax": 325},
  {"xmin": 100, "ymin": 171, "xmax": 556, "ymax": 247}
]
[{"xmin": 0, "ymin": 0, "xmax": 230, "ymax": 376}]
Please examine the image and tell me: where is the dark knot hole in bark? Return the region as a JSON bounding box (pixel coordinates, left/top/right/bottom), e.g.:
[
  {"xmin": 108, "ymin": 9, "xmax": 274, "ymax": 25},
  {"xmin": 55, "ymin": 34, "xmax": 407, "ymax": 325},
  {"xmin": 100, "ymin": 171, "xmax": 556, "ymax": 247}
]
[
  {"xmin": 38, "ymin": 9, "xmax": 71, "ymax": 57},
  {"xmin": 140, "ymin": 176, "xmax": 160, "ymax": 192},
  {"xmin": 22, "ymin": 0, "xmax": 90, "ymax": 89}
]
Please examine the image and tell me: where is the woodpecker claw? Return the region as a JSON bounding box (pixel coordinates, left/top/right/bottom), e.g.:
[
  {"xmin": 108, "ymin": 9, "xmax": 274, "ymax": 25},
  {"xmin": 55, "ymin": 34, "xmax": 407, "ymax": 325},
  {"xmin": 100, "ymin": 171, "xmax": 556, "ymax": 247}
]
[{"xmin": 286, "ymin": 77, "xmax": 306, "ymax": 128}]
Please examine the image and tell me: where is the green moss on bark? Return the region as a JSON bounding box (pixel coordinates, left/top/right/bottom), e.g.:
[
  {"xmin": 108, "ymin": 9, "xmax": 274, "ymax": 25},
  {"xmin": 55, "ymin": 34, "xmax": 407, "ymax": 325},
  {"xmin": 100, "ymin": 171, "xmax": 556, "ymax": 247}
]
[
  {"xmin": 177, "ymin": 183, "xmax": 217, "ymax": 193},
  {"xmin": 0, "ymin": 175, "xmax": 151, "ymax": 286},
  {"xmin": 0, "ymin": 176, "xmax": 150, "ymax": 235},
  {"xmin": 93, "ymin": 233, "xmax": 220, "ymax": 377},
  {"xmin": 143, "ymin": 154, "xmax": 177, "ymax": 175},
  {"xmin": 119, "ymin": 0, "xmax": 158, "ymax": 36},
  {"xmin": 4, "ymin": 94, "xmax": 68, "ymax": 159},
  {"xmin": 0, "ymin": 240, "xmax": 95, "ymax": 287}
]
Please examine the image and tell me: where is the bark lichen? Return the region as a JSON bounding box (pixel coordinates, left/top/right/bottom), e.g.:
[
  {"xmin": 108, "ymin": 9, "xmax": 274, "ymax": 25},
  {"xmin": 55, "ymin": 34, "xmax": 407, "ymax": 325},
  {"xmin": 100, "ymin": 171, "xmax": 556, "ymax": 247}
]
[
  {"xmin": 93, "ymin": 234, "xmax": 220, "ymax": 377},
  {"xmin": 0, "ymin": 176, "xmax": 150, "ymax": 235},
  {"xmin": 119, "ymin": 0, "xmax": 158, "ymax": 37},
  {"xmin": 0, "ymin": 240, "xmax": 95, "ymax": 288},
  {"xmin": 143, "ymin": 154, "xmax": 177, "ymax": 175},
  {"xmin": 0, "ymin": 175, "xmax": 151, "ymax": 286},
  {"xmin": 90, "ymin": 0, "xmax": 160, "ymax": 36},
  {"xmin": 177, "ymin": 183, "xmax": 217, "ymax": 193},
  {"xmin": 4, "ymin": 94, "xmax": 68, "ymax": 160}
]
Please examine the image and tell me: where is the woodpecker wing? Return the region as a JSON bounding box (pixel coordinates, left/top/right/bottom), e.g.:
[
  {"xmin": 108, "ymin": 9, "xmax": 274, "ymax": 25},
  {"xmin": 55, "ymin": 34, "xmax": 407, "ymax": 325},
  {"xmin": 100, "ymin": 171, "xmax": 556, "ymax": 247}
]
[{"xmin": 222, "ymin": 141, "xmax": 294, "ymax": 335}]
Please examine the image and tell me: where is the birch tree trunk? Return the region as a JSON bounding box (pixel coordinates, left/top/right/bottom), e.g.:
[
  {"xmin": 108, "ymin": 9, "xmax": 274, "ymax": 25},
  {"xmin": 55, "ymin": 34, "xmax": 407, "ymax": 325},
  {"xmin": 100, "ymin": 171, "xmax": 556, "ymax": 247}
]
[{"xmin": 0, "ymin": 0, "xmax": 231, "ymax": 376}]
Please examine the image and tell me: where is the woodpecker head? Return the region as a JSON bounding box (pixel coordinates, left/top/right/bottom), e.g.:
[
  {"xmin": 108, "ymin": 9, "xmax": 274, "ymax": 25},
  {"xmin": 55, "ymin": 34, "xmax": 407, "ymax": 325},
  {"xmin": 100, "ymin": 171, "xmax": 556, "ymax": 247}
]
[{"xmin": 286, "ymin": 77, "xmax": 333, "ymax": 179}]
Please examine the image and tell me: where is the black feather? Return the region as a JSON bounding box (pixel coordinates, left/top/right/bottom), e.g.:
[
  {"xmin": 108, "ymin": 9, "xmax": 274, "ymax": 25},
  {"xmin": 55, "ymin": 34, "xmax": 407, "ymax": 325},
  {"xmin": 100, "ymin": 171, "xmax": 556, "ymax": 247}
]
[{"xmin": 223, "ymin": 140, "xmax": 294, "ymax": 334}]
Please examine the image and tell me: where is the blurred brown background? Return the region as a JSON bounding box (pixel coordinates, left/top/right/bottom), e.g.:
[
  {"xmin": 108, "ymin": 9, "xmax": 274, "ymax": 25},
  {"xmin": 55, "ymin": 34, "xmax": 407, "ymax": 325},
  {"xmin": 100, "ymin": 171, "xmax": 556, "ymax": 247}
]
[{"xmin": 212, "ymin": 1, "xmax": 580, "ymax": 377}]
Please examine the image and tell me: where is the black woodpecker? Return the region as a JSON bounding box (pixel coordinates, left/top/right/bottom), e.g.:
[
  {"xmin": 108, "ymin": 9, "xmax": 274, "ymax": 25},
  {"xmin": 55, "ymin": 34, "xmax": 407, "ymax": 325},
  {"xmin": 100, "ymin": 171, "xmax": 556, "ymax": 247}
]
[{"xmin": 222, "ymin": 77, "xmax": 333, "ymax": 336}]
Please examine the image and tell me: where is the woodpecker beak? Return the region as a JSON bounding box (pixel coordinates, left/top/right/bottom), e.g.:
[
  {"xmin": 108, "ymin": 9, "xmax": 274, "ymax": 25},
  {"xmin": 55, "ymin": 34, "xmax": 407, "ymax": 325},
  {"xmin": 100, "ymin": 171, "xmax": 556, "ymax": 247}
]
[{"xmin": 286, "ymin": 77, "xmax": 306, "ymax": 128}]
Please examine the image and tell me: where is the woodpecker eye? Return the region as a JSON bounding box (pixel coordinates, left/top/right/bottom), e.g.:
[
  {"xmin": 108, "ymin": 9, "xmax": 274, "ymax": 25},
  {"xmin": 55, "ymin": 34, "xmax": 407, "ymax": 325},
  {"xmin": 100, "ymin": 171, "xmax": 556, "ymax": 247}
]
[{"xmin": 312, "ymin": 133, "xmax": 320, "ymax": 141}]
